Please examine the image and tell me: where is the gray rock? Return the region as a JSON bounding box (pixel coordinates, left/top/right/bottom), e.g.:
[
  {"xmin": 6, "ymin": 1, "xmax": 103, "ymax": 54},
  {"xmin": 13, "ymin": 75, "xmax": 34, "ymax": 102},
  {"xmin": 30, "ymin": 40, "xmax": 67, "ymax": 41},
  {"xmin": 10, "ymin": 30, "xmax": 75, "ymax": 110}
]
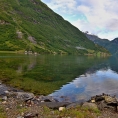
[
  {"xmin": 2, "ymin": 96, "xmax": 7, "ymax": 101},
  {"xmin": 66, "ymin": 102, "xmax": 80, "ymax": 109},
  {"xmin": 28, "ymin": 36, "xmax": 37, "ymax": 44},
  {"xmin": 24, "ymin": 113, "xmax": 38, "ymax": 118},
  {"xmin": 104, "ymin": 96, "xmax": 117, "ymax": 104},
  {"xmin": 16, "ymin": 31, "xmax": 23, "ymax": 39},
  {"xmin": 0, "ymin": 85, "xmax": 9, "ymax": 95},
  {"xmin": 39, "ymin": 102, "xmax": 70, "ymax": 109},
  {"xmin": 97, "ymin": 100, "xmax": 108, "ymax": 110},
  {"xmin": 17, "ymin": 116, "xmax": 24, "ymax": 118},
  {"xmin": 38, "ymin": 95, "xmax": 57, "ymax": 102},
  {"xmin": 82, "ymin": 102, "xmax": 98, "ymax": 109},
  {"xmin": 16, "ymin": 92, "xmax": 34, "ymax": 101},
  {"xmin": 94, "ymin": 95, "xmax": 104, "ymax": 102}
]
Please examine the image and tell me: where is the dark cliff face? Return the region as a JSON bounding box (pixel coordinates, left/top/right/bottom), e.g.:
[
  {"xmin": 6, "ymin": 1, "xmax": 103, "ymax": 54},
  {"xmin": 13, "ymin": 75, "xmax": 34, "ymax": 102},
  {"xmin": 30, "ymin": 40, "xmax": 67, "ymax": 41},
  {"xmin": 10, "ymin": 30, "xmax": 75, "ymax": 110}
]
[
  {"xmin": 85, "ymin": 33, "xmax": 118, "ymax": 55},
  {"xmin": 0, "ymin": 0, "xmax": 109, "ymax": 54},
  {"xmin": 111, "ymin": 38, "xmax": 118, "ymax": 44}
]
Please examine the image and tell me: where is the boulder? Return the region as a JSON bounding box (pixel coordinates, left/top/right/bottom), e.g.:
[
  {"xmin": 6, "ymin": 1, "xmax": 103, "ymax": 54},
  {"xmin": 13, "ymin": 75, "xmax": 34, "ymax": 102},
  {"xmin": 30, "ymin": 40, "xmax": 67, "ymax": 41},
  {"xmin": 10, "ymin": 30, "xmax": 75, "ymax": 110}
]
[
  {"xmin": 104, "ymin": 96, "xmax": 117, "ymax": 104},
  {"xmin": 95, "ymin": 95, "xmax": 104, "ymax": 102},
  {"xmin": 16, "ymin": 92, "xmax": 34, "ymax": 101},
  {"xmin": 82, "ymin": 102, "xmax": 98, "ymax": 109},
  {"xmin": 97, "ymin": 100, "xmax": 108, "ymax": 110}
]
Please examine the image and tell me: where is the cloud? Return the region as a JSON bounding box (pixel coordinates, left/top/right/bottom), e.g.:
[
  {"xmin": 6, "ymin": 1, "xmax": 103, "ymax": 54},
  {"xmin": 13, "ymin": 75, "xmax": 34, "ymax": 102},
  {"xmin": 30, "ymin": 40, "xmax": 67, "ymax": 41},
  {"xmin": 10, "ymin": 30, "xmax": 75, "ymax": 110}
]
[
  {"xmin": 72, "ymin": 0, "xmax": 118, "ymax": 40},
  {"xmin": 44, "ymin": 0, "xmax": 77, "ymax": 14},
  {"xmin": 41, "ymin": 0, "xmax": 118, "ymax": 40},
  {"xmin": 106, "ymin": 19, "xmax": 118, "ymax": 31}
]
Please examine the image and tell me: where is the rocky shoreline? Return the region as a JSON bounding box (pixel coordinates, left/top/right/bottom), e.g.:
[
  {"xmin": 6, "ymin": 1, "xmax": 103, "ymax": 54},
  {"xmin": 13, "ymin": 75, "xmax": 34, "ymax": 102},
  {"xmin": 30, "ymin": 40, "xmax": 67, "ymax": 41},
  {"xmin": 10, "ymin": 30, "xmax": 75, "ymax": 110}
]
[{"xmin": 0, "ymin": 82, "xmax": 118, "ymax": 118}]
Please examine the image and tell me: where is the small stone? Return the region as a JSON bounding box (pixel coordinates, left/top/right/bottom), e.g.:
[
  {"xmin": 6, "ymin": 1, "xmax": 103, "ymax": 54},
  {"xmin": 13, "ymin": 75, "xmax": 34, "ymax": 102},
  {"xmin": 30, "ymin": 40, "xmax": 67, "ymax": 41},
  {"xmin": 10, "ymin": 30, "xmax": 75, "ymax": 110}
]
[
  {"xmin": 24, "ymin": 113, "xmax": 38, "ymax": 118},
  {"xmin": 17, "ymin": 116, "xmax": 24, "ymax": 118},
  {"xmin": 2, "ymin": 96, "xmax": 7, "ymax": 101},
  {"xmin": 6, "ymin": 108, "xmax": 9, "ymax": 110},
  {"xmin": 50, "ymin": 111, "xmax": 55, "ymax": 114},
  {"xmin": 29, "ymin": 104, "xmax": 32, "ymax": 107},
  {"xmin": 91, "ymin": 99, "xmax": 95, "ymax": 103},
  {"xmin": 2, "ymin": 101, "xmax": 7, "ymax": 104},
  {"xmin": 31, "ymin": 101, "xmax": 34, "ymax": 105},
  {"xmin": 21, "ymin": 112, "xmax": 24, "ymax": 116},
  {"xmin": 20, "ymin": 104, "xmax": 23, "ymax": 107},
  {"xmin": 4, "ymin": 91, "xmax": 9, "ymax": 94},
  {"xmin": 59, "ymin": 107, "xmax": 65, "ymax": 111},
  {"xmin": 41, "ymin": 101, "xmax": 44, "ymax": 102}
]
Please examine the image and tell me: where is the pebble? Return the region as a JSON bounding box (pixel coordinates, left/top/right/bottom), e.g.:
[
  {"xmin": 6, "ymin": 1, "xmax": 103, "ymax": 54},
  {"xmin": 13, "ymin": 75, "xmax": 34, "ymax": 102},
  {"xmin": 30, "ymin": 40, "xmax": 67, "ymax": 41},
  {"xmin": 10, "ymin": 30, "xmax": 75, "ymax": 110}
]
[
  {"xmin": 2, "ymin": 96, "xmax": 7, "ymax": 101},
  {"xmin": 2, "ymin": 101, "xmax": 7, "ymax": 104},
  {"xmin": 59, "ymin": 107, "xmax": 65, "ymax": 111},
  {"xmin": 91, "ymin": 99, "xmax": 95, "ymax": 103},
  {"xmin": 17, "ymin": 116, "xmax": 24, "ymax": 118},
  {"xmin": 6, "ymin": 108, "xmax": 9, "ymax": 110}
]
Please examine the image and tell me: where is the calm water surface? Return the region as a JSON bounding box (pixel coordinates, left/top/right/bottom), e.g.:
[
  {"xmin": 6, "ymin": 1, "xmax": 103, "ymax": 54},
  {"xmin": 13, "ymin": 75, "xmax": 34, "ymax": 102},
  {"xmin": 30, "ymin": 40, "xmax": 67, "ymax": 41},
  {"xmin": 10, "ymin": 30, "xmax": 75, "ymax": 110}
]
[
  {"xmin": 50, "ymin": 56, "xmax": 118, "ymax": 102},
  {"xmin": 0, "ymin": 54, "xmax": 118, "ymax": 102}
]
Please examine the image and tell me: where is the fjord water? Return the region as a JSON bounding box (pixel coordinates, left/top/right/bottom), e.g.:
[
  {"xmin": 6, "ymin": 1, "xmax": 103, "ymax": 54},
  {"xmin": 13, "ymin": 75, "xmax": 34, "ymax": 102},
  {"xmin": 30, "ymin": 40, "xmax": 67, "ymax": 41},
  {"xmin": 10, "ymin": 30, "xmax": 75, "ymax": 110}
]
[{"xmin": 0, "ymin": 54, "xmax": 118, "ymax": 102}]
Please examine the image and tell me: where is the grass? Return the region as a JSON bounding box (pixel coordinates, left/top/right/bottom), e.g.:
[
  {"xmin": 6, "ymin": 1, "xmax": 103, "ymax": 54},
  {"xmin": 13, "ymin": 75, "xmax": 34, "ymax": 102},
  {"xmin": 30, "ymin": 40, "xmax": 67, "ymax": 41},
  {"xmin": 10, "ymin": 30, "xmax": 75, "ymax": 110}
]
[
  {"xmin": 0, "ymin": 104, "xmax": 101, "ymax": 118},
  {"xmin": 42, "ymin": 106, "xmax": 101, "ymax": 118},
  {"xmin": 0, "ymin": 50, "xmax": 25, "ymax": 54},
  {"xmin": 0, "ymin": 106, "xmax": 6, "ymax": 118}
]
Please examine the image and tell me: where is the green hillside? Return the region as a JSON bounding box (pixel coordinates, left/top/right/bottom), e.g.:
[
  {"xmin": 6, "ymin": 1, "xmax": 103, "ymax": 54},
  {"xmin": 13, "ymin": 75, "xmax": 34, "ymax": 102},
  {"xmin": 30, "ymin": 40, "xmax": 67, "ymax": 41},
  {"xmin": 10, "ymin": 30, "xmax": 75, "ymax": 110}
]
[{"xmin": 0, "ymin": 0, "xmax": 109, "ymax": 55}]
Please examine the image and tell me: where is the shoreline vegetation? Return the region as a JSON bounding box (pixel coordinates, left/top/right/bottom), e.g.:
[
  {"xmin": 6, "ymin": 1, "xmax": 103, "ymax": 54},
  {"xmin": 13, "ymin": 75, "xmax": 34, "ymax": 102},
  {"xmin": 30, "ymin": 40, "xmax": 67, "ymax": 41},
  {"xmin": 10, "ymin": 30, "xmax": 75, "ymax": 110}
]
[
  {"xmin": 0, "ymin": 51, "xmax": 111, "ymax": 56},
  {"xmin": 0, "ymin": 82, "xmax": 118, "ymax": 118}
]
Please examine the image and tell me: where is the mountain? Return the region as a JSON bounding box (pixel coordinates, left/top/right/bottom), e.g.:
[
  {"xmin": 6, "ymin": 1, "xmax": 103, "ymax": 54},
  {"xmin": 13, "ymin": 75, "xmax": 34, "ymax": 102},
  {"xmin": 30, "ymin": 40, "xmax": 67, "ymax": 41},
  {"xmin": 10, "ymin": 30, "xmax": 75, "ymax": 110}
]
[
  {"xmin": 111, "ymin": 38, "xmax": 118, "ymax": 43},
  {"xmin": 0, "ymin": 0, "xmax": 109, "ymax": 55},
  {"xmin": 109, "ymin": 38, "xmax": 118, "ymax": 55},
  {"xmin": 85, "ymin": 33, "xmax": 118, "ymax": 55}
]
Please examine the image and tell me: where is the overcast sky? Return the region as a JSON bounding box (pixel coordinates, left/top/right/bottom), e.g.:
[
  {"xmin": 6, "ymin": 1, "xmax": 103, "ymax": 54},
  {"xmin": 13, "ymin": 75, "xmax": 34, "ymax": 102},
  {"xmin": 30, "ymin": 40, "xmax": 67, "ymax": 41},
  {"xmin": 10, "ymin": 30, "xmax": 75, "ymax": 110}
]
[{"xmin": 41, "ymin": 0, "xmax": 118, "ymax": 41}]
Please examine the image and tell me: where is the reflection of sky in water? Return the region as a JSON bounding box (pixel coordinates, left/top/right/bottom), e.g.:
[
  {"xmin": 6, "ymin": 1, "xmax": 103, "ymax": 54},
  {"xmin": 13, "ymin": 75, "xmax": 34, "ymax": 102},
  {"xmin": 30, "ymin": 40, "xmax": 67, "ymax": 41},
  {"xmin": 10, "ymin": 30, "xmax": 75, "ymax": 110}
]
[{"xmin": 50, "ymin": 68, "xmax": 118, "ymax": 102}]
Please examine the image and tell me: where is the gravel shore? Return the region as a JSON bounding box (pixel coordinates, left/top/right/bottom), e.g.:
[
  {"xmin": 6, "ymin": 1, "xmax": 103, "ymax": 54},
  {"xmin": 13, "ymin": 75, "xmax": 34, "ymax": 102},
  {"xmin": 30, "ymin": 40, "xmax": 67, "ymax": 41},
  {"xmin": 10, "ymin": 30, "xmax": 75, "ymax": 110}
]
[{"xmin": 0, "ymin": 83, "xmax": 118, "ymax": 118}]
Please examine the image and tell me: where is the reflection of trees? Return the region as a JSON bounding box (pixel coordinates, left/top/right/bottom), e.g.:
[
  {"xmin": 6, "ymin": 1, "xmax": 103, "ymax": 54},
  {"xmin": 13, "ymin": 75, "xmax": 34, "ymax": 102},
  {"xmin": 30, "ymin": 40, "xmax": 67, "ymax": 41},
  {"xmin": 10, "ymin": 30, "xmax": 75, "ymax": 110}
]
[
  {"xmin": 106, "ymin": 56, "xmax": 118, "ymax": 73},
  {"xmin": 84, "ymin": 57, "xmax": 110, "ymax": 74},
  {"xmin": 84, "ymin": 56, "xmax": 118, "ymax": 75},
  {"xmin": 17, "ymin": 56, "xmax": 37, "ymax": 73},
  {"xmin": 0, "ymin": 54, "xmax": 110, "ymax": 95},
  {"xmin": 23, "ymin": 55, "xmax": 109, "ymax": 83},
  {"xmin": 0, "ymin": 54, "xmax": 37, "ymax": 80}
]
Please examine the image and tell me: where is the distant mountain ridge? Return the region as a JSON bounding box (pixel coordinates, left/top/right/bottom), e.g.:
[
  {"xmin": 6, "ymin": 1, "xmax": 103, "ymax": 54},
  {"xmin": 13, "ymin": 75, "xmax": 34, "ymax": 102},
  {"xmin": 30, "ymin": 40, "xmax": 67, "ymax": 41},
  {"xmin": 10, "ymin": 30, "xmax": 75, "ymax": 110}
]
[
  {"xmin": 85, "ymin": 33, "xmax": 118, "ymax": 55},
  {"xmin": 111, "ymin": 38, "xmax": 118, "ymax": 44},
  {"xmin": 0, "ymin": 0, "xmax": 109, "ymax": 55}
]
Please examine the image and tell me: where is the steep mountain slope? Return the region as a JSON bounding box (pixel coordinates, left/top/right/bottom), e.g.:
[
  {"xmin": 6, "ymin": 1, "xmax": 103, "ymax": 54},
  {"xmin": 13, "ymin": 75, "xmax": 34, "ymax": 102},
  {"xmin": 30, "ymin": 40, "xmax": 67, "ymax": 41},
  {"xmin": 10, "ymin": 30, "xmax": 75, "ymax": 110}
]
[
  {"xmin": 0, "ymin": 0, "xmax": 109, "ymax": 55},
  {"xmin": 85, "ymin": 33, "xmax": 118, "ymax": 55},
  {"xmin": 109, "ymin": 38, "xmax": 118, "ymax": 55}
]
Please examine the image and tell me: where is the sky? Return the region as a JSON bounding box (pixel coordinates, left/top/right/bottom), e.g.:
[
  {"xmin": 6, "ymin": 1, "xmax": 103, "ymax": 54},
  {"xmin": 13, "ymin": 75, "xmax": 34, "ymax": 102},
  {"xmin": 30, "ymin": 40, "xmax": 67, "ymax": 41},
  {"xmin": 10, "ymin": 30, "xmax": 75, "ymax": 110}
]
[{"xmin": 41, "ymin": 0, "xmax": 118, "ymax": 41}]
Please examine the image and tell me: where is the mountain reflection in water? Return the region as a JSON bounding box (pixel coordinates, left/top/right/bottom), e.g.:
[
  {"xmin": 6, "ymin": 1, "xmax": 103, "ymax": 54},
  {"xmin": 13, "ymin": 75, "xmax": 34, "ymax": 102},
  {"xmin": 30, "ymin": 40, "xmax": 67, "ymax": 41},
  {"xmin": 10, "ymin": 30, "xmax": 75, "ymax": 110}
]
[
  {"xmin": 50, "ymin": 56, "xmax": 118, "ymax": 102},
  {"xmin": 1, "ymin": 54, "xmax": 118, "ymax": 101}
]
